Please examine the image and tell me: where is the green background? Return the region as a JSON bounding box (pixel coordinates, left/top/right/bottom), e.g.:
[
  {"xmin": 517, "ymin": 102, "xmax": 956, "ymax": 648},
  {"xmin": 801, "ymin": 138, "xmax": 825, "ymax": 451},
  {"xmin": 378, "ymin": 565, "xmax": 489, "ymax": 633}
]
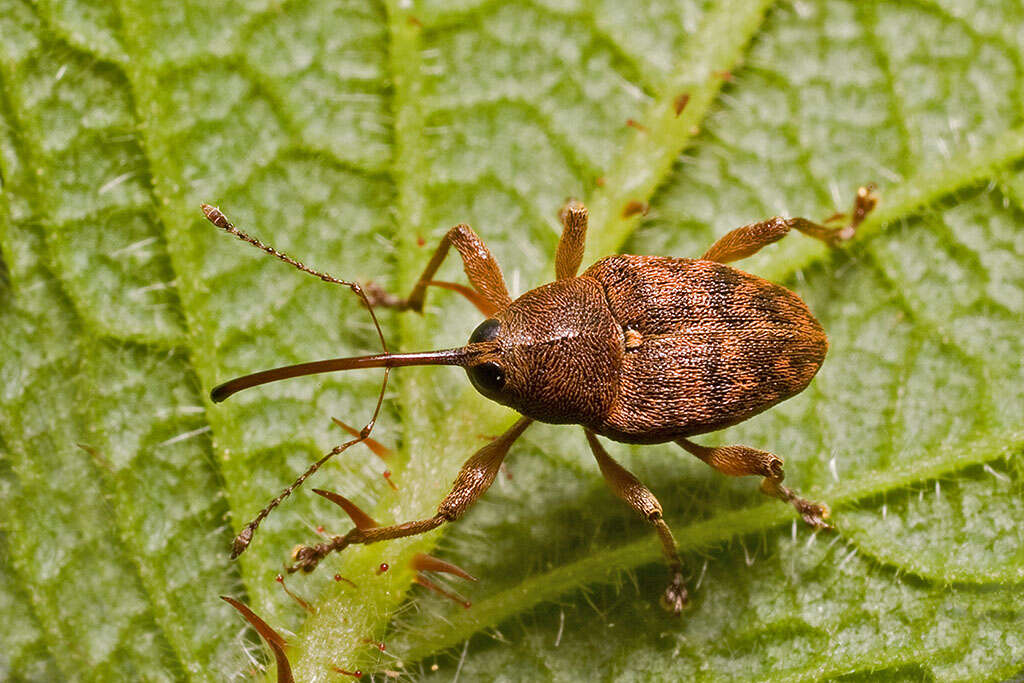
[{"xmin": 1, "ymin": 0, "xmax": 1022, "ymax": 680}]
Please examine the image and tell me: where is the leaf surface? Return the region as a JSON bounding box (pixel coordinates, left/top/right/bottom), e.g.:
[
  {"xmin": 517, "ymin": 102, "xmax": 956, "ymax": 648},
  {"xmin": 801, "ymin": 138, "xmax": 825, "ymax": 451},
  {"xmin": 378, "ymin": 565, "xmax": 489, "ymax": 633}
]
[{"xmin": 0, "ymin": 0, "xmax": 1021, "ymax": 681}]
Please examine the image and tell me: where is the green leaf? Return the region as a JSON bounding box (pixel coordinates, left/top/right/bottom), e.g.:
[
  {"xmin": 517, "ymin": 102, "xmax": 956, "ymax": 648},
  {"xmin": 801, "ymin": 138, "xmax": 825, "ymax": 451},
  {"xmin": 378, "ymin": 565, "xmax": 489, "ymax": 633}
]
[{"xmin": 1, "ymin": 0, "xmax": 1021, "ymax": 681}]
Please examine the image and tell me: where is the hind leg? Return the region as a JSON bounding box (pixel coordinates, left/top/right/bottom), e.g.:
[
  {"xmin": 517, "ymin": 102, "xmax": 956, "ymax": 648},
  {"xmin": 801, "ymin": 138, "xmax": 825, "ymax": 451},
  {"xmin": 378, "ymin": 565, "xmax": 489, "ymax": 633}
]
[
  {"xmin": 701, "ymin": 185, "xmax": 877, "ymax": 264},
  {"xmin": 677, "ymin": 438, "xmax": 831, "ymax": 529}
]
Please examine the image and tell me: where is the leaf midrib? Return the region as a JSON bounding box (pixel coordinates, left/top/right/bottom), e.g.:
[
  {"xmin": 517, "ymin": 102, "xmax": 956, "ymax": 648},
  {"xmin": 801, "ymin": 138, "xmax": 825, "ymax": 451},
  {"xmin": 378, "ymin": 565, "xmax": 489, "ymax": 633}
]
[{"xmin": 279, "ymin": 1, "xmax": 446, "ymax": 675}]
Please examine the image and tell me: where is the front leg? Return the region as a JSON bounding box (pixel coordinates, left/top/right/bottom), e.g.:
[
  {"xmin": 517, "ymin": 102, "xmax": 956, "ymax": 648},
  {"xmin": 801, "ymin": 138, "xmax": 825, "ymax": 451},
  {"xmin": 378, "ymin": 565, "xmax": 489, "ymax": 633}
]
[
  {"xmin": 701, "ymin": 185, "xmax": 877, "ymax": 264},
  {"xmin": 365, "ymin": 223, "xmax": 512, "ymax": 316},
  {"xmin": 289, "ymin": 417, "xmax": 533, "ymax": 573}
]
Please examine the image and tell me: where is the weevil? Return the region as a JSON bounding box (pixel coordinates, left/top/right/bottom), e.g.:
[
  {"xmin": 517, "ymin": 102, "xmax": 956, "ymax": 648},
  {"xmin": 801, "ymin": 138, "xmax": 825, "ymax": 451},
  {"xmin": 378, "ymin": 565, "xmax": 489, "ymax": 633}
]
[{"xmin": 203, "ymin": 185, "xmax": 877, "ymax": 613}]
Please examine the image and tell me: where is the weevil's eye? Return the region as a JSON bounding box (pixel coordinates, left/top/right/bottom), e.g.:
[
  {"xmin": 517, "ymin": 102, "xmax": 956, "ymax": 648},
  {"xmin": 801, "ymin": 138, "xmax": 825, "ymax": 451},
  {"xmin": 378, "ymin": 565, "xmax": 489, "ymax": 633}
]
[
  {"xmin": 468, "ymin": 361, "xmax": 505, "ymax": 394},
  {"xmin": 469, "ymin": 318, "xmax": 501, "ymax": 344},
  {"xmin": 467, "ymin": 320, "xmax": 505, "ymax": 395}
]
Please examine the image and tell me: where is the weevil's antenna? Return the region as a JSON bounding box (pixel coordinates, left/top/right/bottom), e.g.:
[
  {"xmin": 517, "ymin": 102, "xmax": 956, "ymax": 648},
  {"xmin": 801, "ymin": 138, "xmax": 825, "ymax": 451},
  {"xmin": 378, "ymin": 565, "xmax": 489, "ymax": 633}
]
[
  {"xmin": 201, "ymin": 203, "xmax": 391, "ymax": 356},
  {"xmin": 228, "ymin": 389, "xmax": 389, "ymax": 558},
  {"xmin": 201, "ymin": 204, "xmax": 403, "ymax": 558}
]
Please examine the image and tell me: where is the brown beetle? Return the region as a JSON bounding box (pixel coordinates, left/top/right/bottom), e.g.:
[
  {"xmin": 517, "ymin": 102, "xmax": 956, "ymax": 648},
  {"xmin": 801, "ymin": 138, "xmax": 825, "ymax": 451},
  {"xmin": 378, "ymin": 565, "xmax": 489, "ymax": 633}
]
[{"xmin": 204, "ymin": 185, "xmax": 877, "ymax": 613}]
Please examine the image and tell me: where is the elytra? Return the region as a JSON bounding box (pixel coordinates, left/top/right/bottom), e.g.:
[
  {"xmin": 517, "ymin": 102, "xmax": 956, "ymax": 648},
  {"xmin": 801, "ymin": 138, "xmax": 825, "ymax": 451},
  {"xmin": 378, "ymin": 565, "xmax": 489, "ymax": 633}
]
[{"xmin": 204, "ymin": 184, "xmax": 877, "ymax": 613}]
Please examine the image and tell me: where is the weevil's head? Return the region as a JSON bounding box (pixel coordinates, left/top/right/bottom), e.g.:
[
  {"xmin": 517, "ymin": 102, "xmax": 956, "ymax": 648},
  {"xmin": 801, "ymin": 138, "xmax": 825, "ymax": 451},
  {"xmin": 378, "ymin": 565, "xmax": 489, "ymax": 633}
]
[
  {"xmin": 462, "ymin": 278, "xmax": 621, "ymax": 425},
  {"xmin": 210, "ymin": 279, "xmax": 622, "ymax": 428}
]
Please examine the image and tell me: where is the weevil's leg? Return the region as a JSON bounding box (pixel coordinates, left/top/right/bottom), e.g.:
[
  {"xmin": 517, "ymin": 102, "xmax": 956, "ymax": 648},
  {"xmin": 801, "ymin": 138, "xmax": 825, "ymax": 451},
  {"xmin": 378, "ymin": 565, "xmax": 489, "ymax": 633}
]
[
  {"xmin": 759, "ymin": 476, "xmax": 832, "ymax": 529},
  {"xmin": 555, "ymin": 200, "xmax": 588, "ymax": 280},
  {"xmin": 289, "ymin": 417, "xmax": 533, "ymax": 573},
  {"xmin": 585, "ymin": 430, "xmax": 688, "ymax": 615},
  {"xmin": 418, "ymin": 280, "xmax": 492, "ymax": 316},
  {"xmin": 701, "ymin": 185, "xmax": 878, "ymax": 263},
  {"xmin": 677, "ymin": 438, "xmax": 831, "ymax": 529},
  {"xmin": 364, "ymin": 224, "xmax": 512, "ymax": 316}
]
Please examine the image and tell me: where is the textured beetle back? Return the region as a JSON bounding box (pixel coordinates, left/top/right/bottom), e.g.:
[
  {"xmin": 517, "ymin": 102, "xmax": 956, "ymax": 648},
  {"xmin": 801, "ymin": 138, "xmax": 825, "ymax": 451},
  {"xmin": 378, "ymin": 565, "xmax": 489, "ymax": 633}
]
[{"xmin": 583, "ymin": 256, "xmax": 828, "ymax": 444}]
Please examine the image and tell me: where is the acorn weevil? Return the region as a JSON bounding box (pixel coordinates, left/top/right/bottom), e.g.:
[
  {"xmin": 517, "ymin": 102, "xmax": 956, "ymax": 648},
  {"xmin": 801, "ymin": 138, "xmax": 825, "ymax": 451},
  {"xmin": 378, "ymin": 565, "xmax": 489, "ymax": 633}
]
[{"xmin": 203, "ymin": 185, "xmax": 877, "ymax": 613}]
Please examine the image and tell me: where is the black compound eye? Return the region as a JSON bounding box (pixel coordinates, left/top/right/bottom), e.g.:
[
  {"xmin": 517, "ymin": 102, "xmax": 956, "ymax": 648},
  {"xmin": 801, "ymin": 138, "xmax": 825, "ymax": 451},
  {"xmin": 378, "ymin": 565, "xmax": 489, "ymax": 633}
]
[
  {"xmin": 468, "ymin": 361, "xmax": 505, "ymax": 394},
  {"xmin": 469, "ymin": 318, "xmax": 501, "ymax": 344}
]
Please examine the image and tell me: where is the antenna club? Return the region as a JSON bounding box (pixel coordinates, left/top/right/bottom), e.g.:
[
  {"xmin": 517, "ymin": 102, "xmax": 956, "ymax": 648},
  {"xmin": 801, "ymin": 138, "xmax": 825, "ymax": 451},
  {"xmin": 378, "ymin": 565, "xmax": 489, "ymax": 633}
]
[
  {"xmin": 230, "ymin": 525, "xmax": 253, "ymax": 558},
  {"xmin": 201, "ymin": 203, "xmax": 230, "ymax": 228}
]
